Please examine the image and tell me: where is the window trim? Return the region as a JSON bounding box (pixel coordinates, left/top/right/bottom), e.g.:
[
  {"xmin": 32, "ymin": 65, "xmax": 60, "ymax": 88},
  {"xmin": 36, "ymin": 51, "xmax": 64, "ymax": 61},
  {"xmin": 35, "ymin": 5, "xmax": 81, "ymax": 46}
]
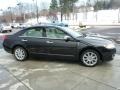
[{"xmin": 19, "ymin": 26, "xmax": 75, "ymax": 41}]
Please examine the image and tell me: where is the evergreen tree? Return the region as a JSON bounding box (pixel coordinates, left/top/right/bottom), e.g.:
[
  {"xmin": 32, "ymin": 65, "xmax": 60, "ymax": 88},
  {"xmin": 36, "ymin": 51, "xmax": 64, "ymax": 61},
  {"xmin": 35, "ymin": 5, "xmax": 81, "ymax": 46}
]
[
  {"xmin": 49, "ymin": 0, "xmax": 58, "ymax": 12},
  {"xmin": 49, "ymin": 0, "xmax": 58, "ymax": 21},
  {"xmin": 59, "ymin": 0, "xmax": 78, "ymax": 21}
]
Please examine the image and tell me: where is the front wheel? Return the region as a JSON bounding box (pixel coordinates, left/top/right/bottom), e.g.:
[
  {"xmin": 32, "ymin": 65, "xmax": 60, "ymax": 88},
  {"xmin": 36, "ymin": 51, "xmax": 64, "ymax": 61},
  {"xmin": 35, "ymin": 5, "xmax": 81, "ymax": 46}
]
[
  {"xmin": 13, "ymin": 46, "xmax": 28, "ymax": 61},
  {"xmin": 80, "ymin": 49, "xmax": 100, "ymax": 67}
]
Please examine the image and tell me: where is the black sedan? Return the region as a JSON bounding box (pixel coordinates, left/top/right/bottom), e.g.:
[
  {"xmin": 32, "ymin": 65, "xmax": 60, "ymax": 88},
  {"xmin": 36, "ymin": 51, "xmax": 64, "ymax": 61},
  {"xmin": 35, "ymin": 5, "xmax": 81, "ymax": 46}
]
[{"xmin": 3, "ymin": 25, "xmax": 116, "ymax": 67}]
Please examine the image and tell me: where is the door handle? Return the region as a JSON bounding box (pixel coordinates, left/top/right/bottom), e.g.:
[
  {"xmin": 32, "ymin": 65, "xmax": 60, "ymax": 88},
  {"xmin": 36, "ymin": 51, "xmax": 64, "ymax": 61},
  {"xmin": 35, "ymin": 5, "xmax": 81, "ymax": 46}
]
[
  {"xmin": 22, "ymin": 39, "xmax": 28, "ymax": 42},
  {"xmin": 46, "ymin": 41, "xmax": 53, "ymax": 44}
]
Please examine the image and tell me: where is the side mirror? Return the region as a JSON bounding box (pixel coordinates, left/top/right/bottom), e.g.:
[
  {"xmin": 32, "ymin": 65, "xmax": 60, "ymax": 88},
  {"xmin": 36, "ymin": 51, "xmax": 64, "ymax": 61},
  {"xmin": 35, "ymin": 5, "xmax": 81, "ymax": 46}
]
[{"xmin": 64, "ymin": 36, "xmax": 72, "ymax": 41}]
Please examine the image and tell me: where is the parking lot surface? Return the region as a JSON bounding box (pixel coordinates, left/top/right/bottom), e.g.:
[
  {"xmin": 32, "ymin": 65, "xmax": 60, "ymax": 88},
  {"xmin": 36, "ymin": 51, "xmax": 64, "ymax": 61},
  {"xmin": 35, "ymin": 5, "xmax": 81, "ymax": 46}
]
[{"xmin": 0, "ymin": 49, "xmax": 120, "ymax": 90}]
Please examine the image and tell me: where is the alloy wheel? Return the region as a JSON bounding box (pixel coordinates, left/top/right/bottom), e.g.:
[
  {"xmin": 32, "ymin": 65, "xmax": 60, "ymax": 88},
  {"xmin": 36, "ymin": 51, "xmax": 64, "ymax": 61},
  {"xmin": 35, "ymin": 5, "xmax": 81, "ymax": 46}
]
[
  {"xmin": 14, "ymin": 47, "xmax": 27, "ymax": 61},
  {"xmin": 81, "ymin": 50, "xmax": 100, "ymax": 67}
]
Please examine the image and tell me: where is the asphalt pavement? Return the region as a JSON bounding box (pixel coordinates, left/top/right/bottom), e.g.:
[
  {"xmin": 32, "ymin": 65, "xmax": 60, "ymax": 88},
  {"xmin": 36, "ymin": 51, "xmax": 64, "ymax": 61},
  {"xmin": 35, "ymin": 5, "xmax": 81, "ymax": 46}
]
[{"xmin": 84, "ymin": 26, "xmax": 120, "ymax": 43}]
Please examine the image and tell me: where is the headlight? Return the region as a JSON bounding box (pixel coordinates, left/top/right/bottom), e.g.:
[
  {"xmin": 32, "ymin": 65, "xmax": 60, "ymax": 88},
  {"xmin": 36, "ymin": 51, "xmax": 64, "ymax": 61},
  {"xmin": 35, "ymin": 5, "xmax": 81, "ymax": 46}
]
[{"xmin": 104, "ymin": 43, "xmax": 115, "ymax": 49}]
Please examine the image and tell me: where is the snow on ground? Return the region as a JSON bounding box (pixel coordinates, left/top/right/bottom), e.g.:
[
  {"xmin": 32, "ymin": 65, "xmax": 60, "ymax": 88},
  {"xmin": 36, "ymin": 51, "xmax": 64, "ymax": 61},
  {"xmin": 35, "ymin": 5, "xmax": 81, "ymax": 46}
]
[
  {"xmin": 26, "ymin": 17, "xmax": 51, "ymax": 25},
  {"xmin": 25, "ymin": 9, "xmax": 120, "ymax": 26}
]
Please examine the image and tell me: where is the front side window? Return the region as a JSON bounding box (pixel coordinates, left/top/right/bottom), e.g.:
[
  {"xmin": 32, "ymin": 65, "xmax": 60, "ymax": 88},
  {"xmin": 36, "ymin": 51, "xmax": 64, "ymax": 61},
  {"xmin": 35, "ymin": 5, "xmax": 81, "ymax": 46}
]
[
  {"xmin": 45, "ymin": 27, "xmax": 67, "ymax": 39},
  {"xmin": 22, "ymin": 28, "xmax": 43, "ymax": 37}
]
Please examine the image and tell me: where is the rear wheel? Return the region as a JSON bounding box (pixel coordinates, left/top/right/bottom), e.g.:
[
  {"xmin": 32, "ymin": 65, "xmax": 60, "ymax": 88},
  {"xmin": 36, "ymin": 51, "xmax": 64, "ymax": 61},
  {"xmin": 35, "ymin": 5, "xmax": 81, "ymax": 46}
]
[
  {"xmin": 9, "ymin": 30, "xmax": 12, "ymax": 32},
  {"xmin": 80, "ymin": 49, "xmax": 100, "ymax": 67},
  {"xmin": 13, "ymin": 46, "xmax": 28, "ymax": 61}
]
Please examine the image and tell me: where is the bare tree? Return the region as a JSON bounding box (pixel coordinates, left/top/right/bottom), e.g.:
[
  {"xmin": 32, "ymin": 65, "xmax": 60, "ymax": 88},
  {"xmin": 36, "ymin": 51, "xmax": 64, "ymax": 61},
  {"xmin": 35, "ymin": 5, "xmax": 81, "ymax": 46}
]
[
  {"xmin": 32, "ymin": 0, "xmax": 39, "ymax": 23},
  {"xmin": 8, "ymin": 7, "xmax": 13, "ymax": 23}
]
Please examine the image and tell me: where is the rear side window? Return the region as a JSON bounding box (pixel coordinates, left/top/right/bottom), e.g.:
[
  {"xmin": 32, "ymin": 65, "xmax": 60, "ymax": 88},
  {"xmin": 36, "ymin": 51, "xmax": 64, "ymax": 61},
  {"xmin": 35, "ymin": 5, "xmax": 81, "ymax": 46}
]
[{"xmin": 22, "ymin": 28, "xmax": 43, "ymax": 37}]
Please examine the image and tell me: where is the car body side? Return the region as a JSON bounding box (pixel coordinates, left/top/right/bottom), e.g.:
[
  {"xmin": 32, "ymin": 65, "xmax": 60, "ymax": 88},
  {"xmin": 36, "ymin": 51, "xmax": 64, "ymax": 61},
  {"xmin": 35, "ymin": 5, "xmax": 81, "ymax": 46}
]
[{"xmin": 3, "ymin": 26, "xmax": 116, "ymax": 61}]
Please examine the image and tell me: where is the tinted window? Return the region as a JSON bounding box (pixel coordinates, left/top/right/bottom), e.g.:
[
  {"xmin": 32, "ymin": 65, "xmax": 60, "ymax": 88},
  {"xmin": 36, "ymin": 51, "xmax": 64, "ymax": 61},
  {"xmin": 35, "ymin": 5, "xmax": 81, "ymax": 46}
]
[
  {"xmin": 22, "ymin": 28, "xmax": 43, "ymax": 37},
  {"xmin": 45, "ymin": 27, "xmax": 67, "ymax": 39}
]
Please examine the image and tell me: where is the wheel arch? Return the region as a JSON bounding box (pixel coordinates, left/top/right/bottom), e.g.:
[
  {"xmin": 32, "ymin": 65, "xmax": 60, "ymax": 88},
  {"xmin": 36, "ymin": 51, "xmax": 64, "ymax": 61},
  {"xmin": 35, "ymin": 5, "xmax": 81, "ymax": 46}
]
[
  {"xmin": 79, "ymin": 46, "xmax": 103, "ymax": 61},
  {"xmin": 12, "ymin": 45, "xmax": 28, "ymax": 54}
]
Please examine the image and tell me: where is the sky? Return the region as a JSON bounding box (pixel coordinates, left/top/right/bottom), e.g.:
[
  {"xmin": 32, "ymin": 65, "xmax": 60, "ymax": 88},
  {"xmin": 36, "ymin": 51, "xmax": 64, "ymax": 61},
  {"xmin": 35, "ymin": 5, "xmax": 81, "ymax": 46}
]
[
  {"xmin": 0, "ymin": 0, "xmax": 87, "ymax": 10},
  {"xmin": 0, "ymin": 0, "xmax": 51, "ymax": 10}
]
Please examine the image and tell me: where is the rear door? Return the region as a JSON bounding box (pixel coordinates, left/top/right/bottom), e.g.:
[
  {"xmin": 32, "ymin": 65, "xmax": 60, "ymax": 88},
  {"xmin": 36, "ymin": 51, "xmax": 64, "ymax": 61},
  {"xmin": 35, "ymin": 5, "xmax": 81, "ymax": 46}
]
[{"xmin": 19, "ymin": 27, "xmax": 47, "ymax": 54}]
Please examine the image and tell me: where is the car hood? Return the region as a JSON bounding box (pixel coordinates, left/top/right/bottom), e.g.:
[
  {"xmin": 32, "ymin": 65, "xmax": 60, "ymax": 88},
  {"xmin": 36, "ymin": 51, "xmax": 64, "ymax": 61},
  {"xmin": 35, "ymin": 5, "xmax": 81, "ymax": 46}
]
[{"xmin": 78, "ymin": 36, "xmax": 113, "ymax": 46}]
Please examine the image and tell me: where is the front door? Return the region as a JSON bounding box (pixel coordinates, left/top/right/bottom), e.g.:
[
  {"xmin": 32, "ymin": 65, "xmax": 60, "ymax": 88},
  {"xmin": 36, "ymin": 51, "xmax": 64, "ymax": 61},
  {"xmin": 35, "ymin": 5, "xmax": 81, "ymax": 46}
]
[{"xmin": 44, "ymin": 27, "xmax": 77, "ymax": 58}]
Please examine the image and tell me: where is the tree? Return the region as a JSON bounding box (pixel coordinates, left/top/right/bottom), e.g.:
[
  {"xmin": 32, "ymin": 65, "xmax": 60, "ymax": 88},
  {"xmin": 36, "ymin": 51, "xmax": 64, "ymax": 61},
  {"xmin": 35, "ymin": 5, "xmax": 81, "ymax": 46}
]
[
  {"xmin": 93, "ymin": 0, "xmax": 112, "ymax": 22},
  {"xmin": 94, "ymin": 0, "xmax": 111, "ymax": 11},
  {"xmin": 50, "ymin": 0, "xmax": 58, "ymax": 12},
  {"xmin": 109, "ymin": 0, "xmax": 120, "ymax": 9},
  {"xmin": 59, "ymin": 0, "xmax": 78, "ymax": 21},
  {"xmin": 83, "ymin": 0, "xmax": 92, "ymax": 21},
  {"xmin": 86, "ymin": 0, "xmax": 92, "ymax": 7},
  {"xmin": 49, "ymin": 0, "xmax": 58, "ymax": 21}
]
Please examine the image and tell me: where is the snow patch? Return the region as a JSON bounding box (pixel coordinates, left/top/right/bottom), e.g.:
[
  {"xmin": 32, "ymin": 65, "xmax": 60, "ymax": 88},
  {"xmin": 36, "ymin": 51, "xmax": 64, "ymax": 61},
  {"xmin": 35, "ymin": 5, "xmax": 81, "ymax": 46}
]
[
  {"xmin": 49, "ymin": 68, "xmax": 68, "ymax": 72},
  {"xmin": 9, "ymin": 82, "xmax": 24, "ymax": 90}
]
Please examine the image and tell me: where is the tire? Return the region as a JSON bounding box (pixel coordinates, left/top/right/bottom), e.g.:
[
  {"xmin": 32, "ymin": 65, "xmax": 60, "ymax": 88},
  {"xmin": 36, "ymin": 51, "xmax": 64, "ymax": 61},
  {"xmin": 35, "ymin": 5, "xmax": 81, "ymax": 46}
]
[
  {"xmin": 80, "ymin": 49, "xmax": 100, "ymax": 67},
  {"xmin": 1, "ymin": 31, "xmax": 4, "ymax": 33},
  {"xmin": 7, "ymin": 30, "xmax": 11, "ymax": 33},
  {"xmin": 9, "ymin": 30, "xmax": 12, "ymax": 32},
  {"xmin": 13, "ymin": 46, "xmax": 28, "ymax": 61}
]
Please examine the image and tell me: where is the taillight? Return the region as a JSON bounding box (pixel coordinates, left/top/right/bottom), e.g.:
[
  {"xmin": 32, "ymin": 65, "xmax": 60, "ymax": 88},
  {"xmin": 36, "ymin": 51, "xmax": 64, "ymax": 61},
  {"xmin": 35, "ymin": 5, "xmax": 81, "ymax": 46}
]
[{"xmin": 2, "ymin": 35, "xmax": 8, "ymax": 40}]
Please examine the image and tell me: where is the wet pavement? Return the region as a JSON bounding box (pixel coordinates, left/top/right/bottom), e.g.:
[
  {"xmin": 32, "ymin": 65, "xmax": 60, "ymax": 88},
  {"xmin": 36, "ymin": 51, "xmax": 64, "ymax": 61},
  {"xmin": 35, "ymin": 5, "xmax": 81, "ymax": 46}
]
[
  {"xmin": 0, "ymin": 49, "xmax": 120, "ymax": 90},
  {"xmin": 83, "ymin": 26, "xmax": 120, "ymax": 44}
]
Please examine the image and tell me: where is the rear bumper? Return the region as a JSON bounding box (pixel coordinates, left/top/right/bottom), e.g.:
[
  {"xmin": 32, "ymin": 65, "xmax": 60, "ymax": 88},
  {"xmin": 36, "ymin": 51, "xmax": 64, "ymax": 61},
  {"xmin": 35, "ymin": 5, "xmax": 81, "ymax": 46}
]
[{"xmin": 3, "ymin": 44, "xmax": 12, "ymax": 54}]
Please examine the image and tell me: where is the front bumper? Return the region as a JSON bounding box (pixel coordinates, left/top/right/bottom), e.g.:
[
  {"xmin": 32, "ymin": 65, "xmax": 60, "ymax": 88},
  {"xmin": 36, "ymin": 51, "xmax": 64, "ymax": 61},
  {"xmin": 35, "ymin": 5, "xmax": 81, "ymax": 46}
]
[{"xmin": 97, "ymin": 47, "xmax": 116, "ymax": 61}]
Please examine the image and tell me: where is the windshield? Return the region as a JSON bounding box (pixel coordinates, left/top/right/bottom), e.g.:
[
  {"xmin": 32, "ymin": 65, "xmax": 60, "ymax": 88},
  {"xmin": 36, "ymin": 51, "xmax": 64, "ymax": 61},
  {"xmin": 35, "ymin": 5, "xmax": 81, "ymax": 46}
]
[{"xmin": 60, "ymin": 27, "xmax": 83, "ymax": 38}]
